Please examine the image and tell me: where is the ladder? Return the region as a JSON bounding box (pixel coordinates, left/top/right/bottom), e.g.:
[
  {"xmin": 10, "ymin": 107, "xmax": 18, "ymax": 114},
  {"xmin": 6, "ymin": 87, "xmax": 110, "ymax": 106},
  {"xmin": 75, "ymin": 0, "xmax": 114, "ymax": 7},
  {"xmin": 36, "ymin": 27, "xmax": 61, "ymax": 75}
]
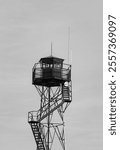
[
  {"xmin": 30, "ymin": 122, "xmax": 45, "ymax": 150},
  {"xmin": 63, "ymin": 85, "xmax": 71, "ymax": 102}
]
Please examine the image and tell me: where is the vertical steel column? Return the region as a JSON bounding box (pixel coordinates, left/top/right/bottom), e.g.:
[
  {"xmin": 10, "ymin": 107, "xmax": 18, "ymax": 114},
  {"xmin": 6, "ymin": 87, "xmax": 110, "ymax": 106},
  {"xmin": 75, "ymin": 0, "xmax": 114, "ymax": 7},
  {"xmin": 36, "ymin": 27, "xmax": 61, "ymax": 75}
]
[{"xmin": 47, "ymin": 87, "xmax": 50, "ymax": 150}]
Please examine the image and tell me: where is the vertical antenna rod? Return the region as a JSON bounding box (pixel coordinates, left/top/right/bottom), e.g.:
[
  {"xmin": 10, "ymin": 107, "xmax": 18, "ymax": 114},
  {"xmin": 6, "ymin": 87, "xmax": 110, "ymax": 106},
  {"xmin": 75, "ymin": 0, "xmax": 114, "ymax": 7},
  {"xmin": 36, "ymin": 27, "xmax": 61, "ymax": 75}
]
[
  {"xmin": 51, "ymin": 42, "xmax": 53, "ymax": 56},
  {"xmin": 48, "ymin": 87, "xmax": 50, "ymax": 150},
  {"xmin": 68, "ymin": 26, "xmax": 70, "ymax": 64}
]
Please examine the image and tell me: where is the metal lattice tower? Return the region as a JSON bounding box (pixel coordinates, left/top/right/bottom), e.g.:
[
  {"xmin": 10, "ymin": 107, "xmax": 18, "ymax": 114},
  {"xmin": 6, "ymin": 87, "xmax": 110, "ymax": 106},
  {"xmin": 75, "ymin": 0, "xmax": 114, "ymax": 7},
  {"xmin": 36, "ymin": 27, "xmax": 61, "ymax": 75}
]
[{"xmin": 28, "ymin": 56, "xmax": 72, "ymax": 150}]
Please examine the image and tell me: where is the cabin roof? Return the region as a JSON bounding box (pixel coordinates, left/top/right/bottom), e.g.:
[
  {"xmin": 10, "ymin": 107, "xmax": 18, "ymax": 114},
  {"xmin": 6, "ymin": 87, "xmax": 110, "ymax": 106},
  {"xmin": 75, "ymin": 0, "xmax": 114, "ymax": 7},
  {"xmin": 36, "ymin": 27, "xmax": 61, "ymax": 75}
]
[{"xmin": 40, "ymin": 56, "xmax": 64, "ymax": 64}]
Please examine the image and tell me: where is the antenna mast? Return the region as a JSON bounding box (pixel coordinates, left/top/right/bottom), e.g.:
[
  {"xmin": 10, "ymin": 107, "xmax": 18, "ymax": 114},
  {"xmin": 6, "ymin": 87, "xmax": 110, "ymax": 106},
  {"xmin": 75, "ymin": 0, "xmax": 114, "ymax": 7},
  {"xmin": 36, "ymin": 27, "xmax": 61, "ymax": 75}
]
[
  {"xmin": 68, "ymin": 26, "xmax": 70, "ymax": 64},
  {"xmin": 51, "ymin": 42, "xmax": 53, "ymax": 56}
]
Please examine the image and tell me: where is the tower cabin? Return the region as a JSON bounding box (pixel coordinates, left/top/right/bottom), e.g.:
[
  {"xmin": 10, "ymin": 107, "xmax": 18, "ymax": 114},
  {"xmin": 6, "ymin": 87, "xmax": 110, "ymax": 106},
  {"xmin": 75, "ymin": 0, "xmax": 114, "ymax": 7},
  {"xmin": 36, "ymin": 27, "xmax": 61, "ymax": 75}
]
[{"xmin": 32, "ymin": 56, "xmax": 71, "ymax": 87}]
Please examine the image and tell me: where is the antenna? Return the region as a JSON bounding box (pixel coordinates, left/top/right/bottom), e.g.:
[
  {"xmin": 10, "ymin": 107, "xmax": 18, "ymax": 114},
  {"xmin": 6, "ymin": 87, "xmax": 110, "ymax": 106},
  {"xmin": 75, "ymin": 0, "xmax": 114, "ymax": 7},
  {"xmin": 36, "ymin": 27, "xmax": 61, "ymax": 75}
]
[
  {"xmin": 51, "ymin": 42, "xmax": 53, "ymax": 56},
  {"xmin": 68, "ymin": 26, "xmax": 71, "ymax": 64}
]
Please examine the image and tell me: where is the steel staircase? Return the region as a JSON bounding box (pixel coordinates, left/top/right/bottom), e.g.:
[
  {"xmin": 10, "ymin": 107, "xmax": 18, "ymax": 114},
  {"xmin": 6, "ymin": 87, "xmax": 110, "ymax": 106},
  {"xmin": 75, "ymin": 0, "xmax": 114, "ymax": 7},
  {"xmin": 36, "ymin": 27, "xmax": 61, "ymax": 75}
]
[
  {"xmin": 30, "ymin": 122, "xmax": 45, "ymax": 150},
  {"xmin": 28, "ymin": 97, "xmax": 65, "ymax": 150},
  {"xmin": 63, "ymin": 85, "xmax": 71, "ymax": 102}
]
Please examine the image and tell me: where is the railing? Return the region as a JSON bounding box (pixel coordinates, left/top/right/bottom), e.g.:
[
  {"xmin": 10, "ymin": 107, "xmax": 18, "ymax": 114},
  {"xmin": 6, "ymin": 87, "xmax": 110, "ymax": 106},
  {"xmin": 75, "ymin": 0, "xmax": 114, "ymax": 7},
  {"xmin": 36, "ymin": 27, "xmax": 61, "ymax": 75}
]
[
  {"xmin": 28, "ymin": 98, "xmax": 64, "ymax": 122},
  {"xmin": 32, "ymin": 64, "xmax": 71, "ymax": 81},
  {"xmin": 28, "ymin": 110, "xmax": 40, "ymax": 122}
]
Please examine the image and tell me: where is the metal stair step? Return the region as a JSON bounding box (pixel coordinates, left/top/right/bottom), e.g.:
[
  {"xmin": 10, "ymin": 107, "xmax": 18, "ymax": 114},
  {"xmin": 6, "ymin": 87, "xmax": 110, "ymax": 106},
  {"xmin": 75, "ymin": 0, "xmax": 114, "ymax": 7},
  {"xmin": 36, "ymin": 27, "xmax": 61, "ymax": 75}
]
[{"xmin": 29, "ymin": 122, "xmax": 45, "ymax": 150}]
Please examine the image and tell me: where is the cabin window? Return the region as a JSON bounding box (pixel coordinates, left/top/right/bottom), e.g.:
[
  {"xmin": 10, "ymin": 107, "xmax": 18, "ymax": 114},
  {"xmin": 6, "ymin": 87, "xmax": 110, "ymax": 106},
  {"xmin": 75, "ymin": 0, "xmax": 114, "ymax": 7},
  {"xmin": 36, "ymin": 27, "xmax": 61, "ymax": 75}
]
[
  {"xmin": 54, "ymin": 63, "xmax": 61, "ymax": 69},
  {"xmin": 42, "ymin": 63, "xmax": 54, "ymax": 68},
  {"xmin": 50, "ymin": 64, "xmax": 53, "ymax": 68},
  {"xmin": 57, "ymin": 64, "xmax": 61, "ymax": 68},
  {"xmin": 54, "ymin": 64, "xmax": 57, "ymax": 68},
  {"xmin": 42, "ymin": 63, "xmax": 46, "ymax": 68},
  {"xmin": 40, "ymin": 63, "xmax": 42, "ymax": 68},
  {"xmin": 45, "ymin": 64, "xmax": 49, "ymax": 68}
]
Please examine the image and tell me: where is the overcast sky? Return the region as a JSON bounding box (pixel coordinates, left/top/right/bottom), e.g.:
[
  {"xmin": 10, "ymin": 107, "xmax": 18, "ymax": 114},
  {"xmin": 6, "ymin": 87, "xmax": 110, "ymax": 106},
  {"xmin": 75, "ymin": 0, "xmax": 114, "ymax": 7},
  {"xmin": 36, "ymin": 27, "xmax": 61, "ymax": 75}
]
[{"xmin": 0, "ymin": 0, "xmax": 102, "ymax": 150}]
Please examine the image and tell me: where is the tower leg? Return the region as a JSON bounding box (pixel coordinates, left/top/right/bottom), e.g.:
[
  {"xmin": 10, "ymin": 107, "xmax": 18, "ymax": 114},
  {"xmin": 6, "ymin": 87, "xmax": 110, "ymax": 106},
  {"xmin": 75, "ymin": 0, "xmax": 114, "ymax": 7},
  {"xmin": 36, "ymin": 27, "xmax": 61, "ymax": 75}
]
[{"xmin": 47, "ymin": 87, "xmax": 50, "ymax": 150}]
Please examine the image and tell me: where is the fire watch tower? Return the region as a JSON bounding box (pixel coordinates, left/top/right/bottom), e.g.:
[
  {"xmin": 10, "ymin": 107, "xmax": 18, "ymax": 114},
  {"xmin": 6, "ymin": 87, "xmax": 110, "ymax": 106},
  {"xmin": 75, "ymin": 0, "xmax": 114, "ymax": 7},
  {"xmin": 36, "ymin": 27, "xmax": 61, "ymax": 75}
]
[{"xmin": 28, "ymin": 56, "xmax": 72, "ymax": 150}]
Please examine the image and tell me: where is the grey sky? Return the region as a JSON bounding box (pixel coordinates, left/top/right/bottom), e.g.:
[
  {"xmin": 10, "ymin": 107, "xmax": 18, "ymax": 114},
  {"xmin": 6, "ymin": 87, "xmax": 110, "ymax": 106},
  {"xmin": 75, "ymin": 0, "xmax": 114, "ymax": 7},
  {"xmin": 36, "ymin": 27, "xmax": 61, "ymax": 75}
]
[{"xmin": 0, "ymin": 0, "xmax": 102, "ymax": 150}]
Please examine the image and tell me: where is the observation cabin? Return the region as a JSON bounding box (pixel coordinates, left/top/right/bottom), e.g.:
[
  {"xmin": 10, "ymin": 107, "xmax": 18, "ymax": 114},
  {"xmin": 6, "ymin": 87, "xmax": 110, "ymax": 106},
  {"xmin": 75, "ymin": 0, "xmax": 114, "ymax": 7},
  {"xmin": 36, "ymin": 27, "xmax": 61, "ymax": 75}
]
[{"xmin": 32, "ymin": 56, "xmax": 71, "ymax": 87}]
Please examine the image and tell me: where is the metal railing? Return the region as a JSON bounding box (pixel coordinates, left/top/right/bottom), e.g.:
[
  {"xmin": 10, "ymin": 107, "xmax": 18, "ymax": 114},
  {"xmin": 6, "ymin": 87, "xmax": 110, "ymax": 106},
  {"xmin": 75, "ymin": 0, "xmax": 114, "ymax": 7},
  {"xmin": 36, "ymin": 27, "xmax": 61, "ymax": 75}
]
[
  {"xmin": 28, "ymin": 110, "xmax": 40, "ymax": 122},
  {"xmin": 32, "ymin": 64, "xmax": 71, "ymax": 81},
  {"xmin": 28, "ymin": 98, "xmax": 64, "ymax": 122}
]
